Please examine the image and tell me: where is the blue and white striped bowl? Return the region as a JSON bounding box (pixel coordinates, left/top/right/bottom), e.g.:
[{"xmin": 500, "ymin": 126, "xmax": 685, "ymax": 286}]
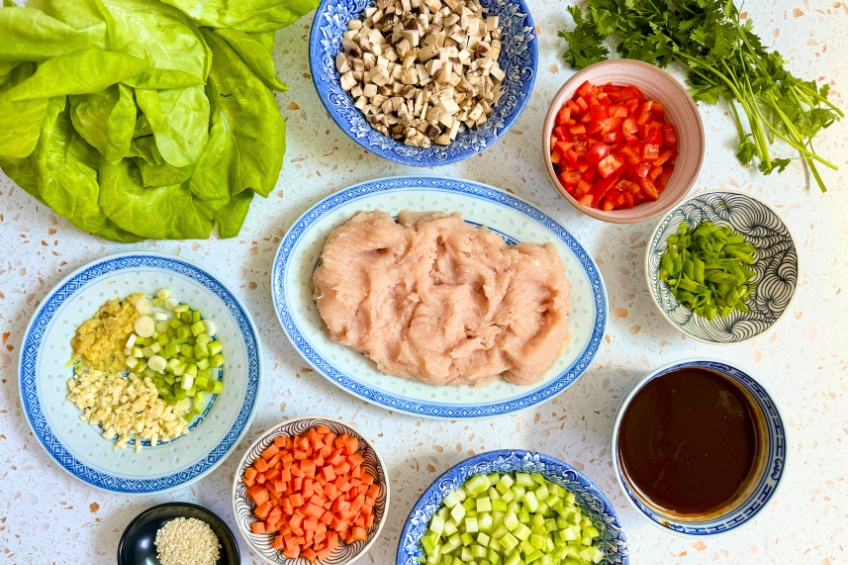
[
  {"xmin": 611, "ymin": 358, "xmax": 786, "ymax": 536},
  {"xmin": 645, "ymin": 190, "xmax": 798, "ymax": 344},
  {"xmin": 19, "ymin": 252, "xmax": 262, "ymax": 494},
  {"xmin": 397, "ymin": 450, "xmax": 629, "ymax": 565}
]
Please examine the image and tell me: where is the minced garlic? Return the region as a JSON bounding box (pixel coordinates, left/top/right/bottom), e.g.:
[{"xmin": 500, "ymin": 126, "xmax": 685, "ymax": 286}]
[{"xmin": 66, "ymin": 369, "xmax": 190, "ymax": 451}]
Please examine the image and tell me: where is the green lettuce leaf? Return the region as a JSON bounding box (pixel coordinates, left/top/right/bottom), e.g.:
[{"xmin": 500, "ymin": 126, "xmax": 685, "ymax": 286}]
[
  {"xmin": 29, "ymin": 0, "xmax": 111, "ymax": 33},
  {"xmin": 214, "ymin": 189, "xmax": 254, "ymax": 238},
  {"xmin": 134, "ymin": 85, "xmax": 209, "ymax": 167},
  {"xmin": 192, "ymin": 29, "xmax": 285, "ymax": 198},
  {"xmin": 157, "ymin": 0, "xmax": 318, "ymax": 32},
  {"xmin": 105, "ymin": 83, "xmax": 136, "ymax": 162},
  {"xmin": 0, "ymin": 96, "xmax": 142, "ymax": 242},
  {"xmin": 0, "ymin": 62, "xmax": 49, "ymax": 158},
  {"xmin": 0, "ymin": 5, "xmax": 105, "ymax": 62},
  {"xmin": 5, "ymin": 48, "xmax": 149, "ymax": 101},
  {"xmin": 99, "ymin": 158, "xmax": 226, "ymax": 240},
  {"xmin": 97, "ymin": 0, "xmax": 211, "ymax": 89},
  {"xmin": 69, "ymin": 86, "xmax": 119, "ymax": 156},
  {"xmin": 247, "ymin": 31, "xmax": 277, "ymax": 53},
  {"xmin": 215, "ymin": 29, "xmax": 287, "ymax": 91}
]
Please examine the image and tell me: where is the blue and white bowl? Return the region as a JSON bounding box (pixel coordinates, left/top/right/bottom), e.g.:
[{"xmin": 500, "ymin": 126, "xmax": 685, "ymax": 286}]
[
  {"xmin": 397, "ymin": 450, "xmax": 629, "ymax": 565},
  {"xmin": 646, "ymin": 190, "xmax": 798, "ymax": 344},
  {"xmin": 309, "ymin": 0, "xmax": 538, "ymax": 166},
  {"xmin": 19, "ymin": 252, "xmax": 261, "ymax": 494},
  {"xmin": 611, "ymin": 358, "xmax": 786, "ymax": 536}
]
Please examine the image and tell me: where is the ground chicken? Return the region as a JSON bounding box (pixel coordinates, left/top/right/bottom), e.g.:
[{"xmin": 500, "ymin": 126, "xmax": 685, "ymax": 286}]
[{"xmin": 312, "ymin": 211, "xmax": 571, "ymax": 387}]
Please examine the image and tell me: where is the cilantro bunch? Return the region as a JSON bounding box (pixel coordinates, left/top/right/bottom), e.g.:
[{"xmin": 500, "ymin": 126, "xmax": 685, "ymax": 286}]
[{"xmin": 559, "ymin": 0, "xmax": 843, "ymax": 192}]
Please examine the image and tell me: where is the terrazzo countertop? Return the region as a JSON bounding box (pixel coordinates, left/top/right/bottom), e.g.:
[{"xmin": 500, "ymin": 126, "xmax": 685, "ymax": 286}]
[{"xmin": 1, "ymin": 0, "xmax": 847, "ymax": 563}]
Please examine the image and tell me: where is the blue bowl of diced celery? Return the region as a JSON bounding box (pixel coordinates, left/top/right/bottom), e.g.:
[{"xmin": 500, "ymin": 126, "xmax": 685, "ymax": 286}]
[{"xmin": 396, "ymin": 450, "xmax": 628, "ymax": 565}]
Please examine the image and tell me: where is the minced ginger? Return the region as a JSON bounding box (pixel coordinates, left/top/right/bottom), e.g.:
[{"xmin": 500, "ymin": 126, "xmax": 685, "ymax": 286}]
[{"xmin": 70, "ymin": 293, "xmax": 144, "ymax": 373}]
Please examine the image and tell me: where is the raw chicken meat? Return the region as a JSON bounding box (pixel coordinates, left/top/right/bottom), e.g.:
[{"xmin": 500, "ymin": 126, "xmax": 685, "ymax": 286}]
[{"xmin": 312, "ymin": 210, "xmax": 571, "ymax": 387}]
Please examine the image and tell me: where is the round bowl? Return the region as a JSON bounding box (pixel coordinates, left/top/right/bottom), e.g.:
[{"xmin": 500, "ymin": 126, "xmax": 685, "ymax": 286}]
[
  {"xmin": 309, "ymin": 0, "xmax": 538, "ymax": 166},
  {"xmin": 232, "ymin": 416, "xmax": 390, "ymax": 565},
  {"xmin": 543, "ymin": 59, "xmax": 705, "ymax": 223},
  {"xmin": 645, "ymin": 190, "xmax": 798, "ymax": 343},
  {"xmin": 118, "ymin": 502, "xmax": 240, "ymax": 565},
  {"xmin": 397, "ymin": 449, "xmax": 628, "ymax": 565},
  {"xmin": 611, "ymin": 358, "xmax": 786, "ymax": 536},
  {"xmin": 19, "ymin": 251, "xmax": 262, "ymax": 494}
]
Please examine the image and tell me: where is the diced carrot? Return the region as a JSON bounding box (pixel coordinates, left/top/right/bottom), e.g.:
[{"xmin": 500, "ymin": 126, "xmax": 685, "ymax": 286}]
[
  {"xmin": 255, "ymin": 501, "xmax": 273, "ymax": 520},
  {"xmin": 343, "ymin": 437, "xmax": 359, "ymax": 455},
  {"xmin": 241, "ymin": 426, "xmax": 376, "ymax": 561},
  {"xmin": 261, "ymin": 444, "xmax": 279, "ymax": 460}
]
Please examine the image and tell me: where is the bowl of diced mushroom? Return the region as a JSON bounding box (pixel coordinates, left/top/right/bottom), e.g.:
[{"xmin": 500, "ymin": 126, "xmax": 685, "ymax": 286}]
[{"xmin": 309, "ymin": 0, "xmax": 538, "ymax": 166}]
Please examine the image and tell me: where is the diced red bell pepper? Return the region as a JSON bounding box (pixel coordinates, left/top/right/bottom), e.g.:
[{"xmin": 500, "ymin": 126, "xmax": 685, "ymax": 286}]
[
  {"xmin": 557, "ymin": 106, "xmax": 572, "ymax": 125},
  {"xmin": 663, "ymin": 123, "xmax": 677, "ymax": 146},
  {"xmin": 646, "ymin": 128, "xmax": 664, "ymax": 145},
  {"xmin": 575, "ymin": 96, "xmax": 589, "ymax": 112},
  {"xmin": 576, "ymin": 159, "xmax": 590, "ymax": 173},
  {"xmin": 654, "ymin": 148, "xmax": 677, "ymax": 167},
  {"xmin": 586, "ymin": 143, "xmax": 611, "ymax": 166},
  {"xmin": 590, "ymin": 175, "xmax": 621, "ymax": 206},
  {"xmin": 607, "ymin": 105, "xmax": 628, "ymax": 118},
  {"xmin": 554, "ymin": 124, "xmax": 571, "ymax": 142},
  {"xmin": 560, "ymin": 170, "xmax": 581, "ymax": 186},
  {"xmin": 576, "ymin": 80, "xmax": 594, "ymax": 98},
  {"xmin": 633, "ymin": 162, "xmax": 651, "ymax": 178},
  {"xmin": 589, "ymin": 105, "xmax": 609, "ymax": 120},
  {"xmin": 642, "ymin": 143, "xmax": 660, "ymax": 161},
  {"xmin": 576, "ymin": 180, "xmax": 593, "ymax": 196},
  {"xmin": 597, "ymin": 153, "xmax": 624, "ymax": 178},
  {"xmin": 569, "ymin": 124, "xmax": 587, "ymax": 137}
]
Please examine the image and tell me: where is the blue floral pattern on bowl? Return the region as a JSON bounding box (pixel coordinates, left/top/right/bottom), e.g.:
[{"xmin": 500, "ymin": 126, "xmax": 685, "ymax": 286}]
[
  {"xmin": 612, "ymin": 359, "xmax": 786, "ymax": 536},
  {"xmin": 646, "ymin": 190, "xmax": 798, "ymax": 343},
  {"xmin": 397, "ymin": 450, "xmax": 629, "ymax": 565},
  {"xmin": 309, "ymin": 0, "xmax": 538, "ymax": 166}
]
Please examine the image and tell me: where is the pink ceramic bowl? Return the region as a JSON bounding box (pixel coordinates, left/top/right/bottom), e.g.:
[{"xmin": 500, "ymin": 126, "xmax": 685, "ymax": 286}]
[{"xmin": 543, "ymin": 60, "xmax": 705, "ymax": 224}]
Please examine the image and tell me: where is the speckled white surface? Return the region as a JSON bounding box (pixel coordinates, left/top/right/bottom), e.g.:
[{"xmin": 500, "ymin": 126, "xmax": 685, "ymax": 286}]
[{"xmin": 1, "ymin": 0, "xmax": 847, "ymax": 563}]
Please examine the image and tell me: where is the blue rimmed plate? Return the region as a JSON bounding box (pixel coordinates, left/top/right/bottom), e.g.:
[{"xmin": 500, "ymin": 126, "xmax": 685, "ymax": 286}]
[
  {"xmin": 271, "ymin": 176, "xmax": 607, "ymax": 419},
  {"xmin": 309, "ymin": 0, "xmax": 538, "ymax": 166},
  {"xmin": 19, "ymin": 252, "xmax": 262, "ymax": 494},
  {"xmin": 396, "ymin": 450, "xmax": 629, "ymax": 565}
]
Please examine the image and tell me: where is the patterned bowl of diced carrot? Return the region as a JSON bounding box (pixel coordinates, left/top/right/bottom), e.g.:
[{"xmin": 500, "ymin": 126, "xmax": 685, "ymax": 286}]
[{"xmin": 232, "ymin": 416, "xmax": 390, "ymax": 565}]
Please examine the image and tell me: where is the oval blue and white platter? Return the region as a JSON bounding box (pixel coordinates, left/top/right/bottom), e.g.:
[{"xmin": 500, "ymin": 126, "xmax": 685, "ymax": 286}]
[
  {"xmin": 396, "ymin": 450, "xmax": 629, "ymax": 565},
  {"xmin": 271, "ymin": 176, "xmax": 607, "ymax": 419},
  {"xmin": 309, "ymin": 0, "xmax": 538, "ymax": 166},
  {"xmin": 19, "ymin": 252, "xmax": 262, "ymax": 494}
]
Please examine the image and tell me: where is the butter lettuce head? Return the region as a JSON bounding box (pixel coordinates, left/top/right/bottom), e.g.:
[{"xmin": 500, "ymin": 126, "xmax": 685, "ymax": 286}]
[{"xmin": 0, "ymin": 0, "xmax": 318, "ymax": 241}]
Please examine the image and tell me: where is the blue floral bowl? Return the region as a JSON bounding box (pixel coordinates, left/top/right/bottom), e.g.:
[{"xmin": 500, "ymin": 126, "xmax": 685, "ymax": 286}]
[
  {"xmin": 612, "ymin": 358, "xmax": 786, "ymax": 537},
  {"xmin": 309, "ymin": 0, "xmax": 538, "ymax": 166},
  {"xmin": 646, "ymin": 190, "xmax": 798, "ymax": 344},
  {"xmin": 396, "ymin": 450, "xmax": 628, "ymax": 565}
]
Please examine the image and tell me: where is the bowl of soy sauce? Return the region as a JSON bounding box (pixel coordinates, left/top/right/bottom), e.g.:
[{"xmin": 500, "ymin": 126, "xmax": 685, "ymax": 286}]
[{"xmin": 611, "ymin": 358, "xmax": 786, "ymax": 536}]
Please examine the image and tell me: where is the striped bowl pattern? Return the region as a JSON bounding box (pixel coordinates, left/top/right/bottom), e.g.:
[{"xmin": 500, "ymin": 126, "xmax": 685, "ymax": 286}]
[
  {"xmin": 232, "ymin": 417, "xmax": 389, "ymax": 565},
  {"xmin": 646, "ymin": 190, "xmax": 798, "ymax": 343}
]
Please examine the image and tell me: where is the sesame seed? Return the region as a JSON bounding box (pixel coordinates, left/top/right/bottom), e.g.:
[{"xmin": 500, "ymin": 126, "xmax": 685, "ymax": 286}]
[{"xmin": 154, "ymin": 517, "xmax": 221, "ymax": 565}]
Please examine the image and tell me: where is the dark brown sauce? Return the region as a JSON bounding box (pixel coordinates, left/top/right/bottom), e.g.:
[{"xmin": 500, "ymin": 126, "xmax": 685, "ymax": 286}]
[{"xmin": 618, "ymin": 368, "xmax": 759, "ymax": 515}]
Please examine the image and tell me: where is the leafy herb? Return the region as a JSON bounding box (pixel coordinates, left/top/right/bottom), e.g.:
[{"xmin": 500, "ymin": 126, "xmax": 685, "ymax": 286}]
[
  {"xmin": 0, "ymin": 0, "xmax": 317, "ymax": 241},
  {"xmin": 560, "ymin": 0, "xmax": 843, "ymax": 192}
]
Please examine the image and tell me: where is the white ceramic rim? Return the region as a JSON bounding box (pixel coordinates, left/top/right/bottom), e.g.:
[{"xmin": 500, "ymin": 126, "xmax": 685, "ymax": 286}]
[
  {"xmin": 643, "ymin": 188, "xmax": 800, "ymax": 345},
  {"xmin": 230, "ymin": 415, "xmax": 392, "ymax": 565},
  {"xmin": 610, "ymin": 357, "xmax": 787, "ymax": 538},
  {"xmin": 541, "ymin": 59, "xmax": 706, "ymax": 224},
  {"xmin": 17, "ymin": 250, "xmax": 263, "ymax": 494}
]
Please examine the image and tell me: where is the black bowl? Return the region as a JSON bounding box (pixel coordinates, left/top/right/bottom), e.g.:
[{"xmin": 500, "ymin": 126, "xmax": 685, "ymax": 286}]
[{"xmin": 118, "ymin": 502, "xmax": 240, "ymax": 565}]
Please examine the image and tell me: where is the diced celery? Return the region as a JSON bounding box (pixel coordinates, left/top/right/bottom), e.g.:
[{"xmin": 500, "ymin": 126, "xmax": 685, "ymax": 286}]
[
  {"xmin": 472, "ymin": 544, "xmax": 488, "ymax": 559},
  {"xmin": 450, "ymin": 503, "xmax": 466, "ymax": 524},
  {"xmin": 465, "ymin": 517, "xmax": 479, "ymax": 534},
  {"xmin": 515, "ymin": 473, "xmax": 533, "ymax": 487},
  {"xmin": 477, "ymin": 533, "xmax": 491, "ymax": 547},
  {"xmin": 492, "ymin": 500, "xmax": 508, "ymax": 512},
  {"xmin": 503, "ymin": 511, "xmax": 519, "ymax": 532},
  {"xmin": 430, "ymin": 514, "xmax": 446, "ymax": 536},
  {"xmin": 513, "ymin": 523, "xmax": 531, "ymax": 541},
  {"xmin": 503, "ymin": 550, "xmax": 521, "ymax": 565},
  {"xmin": 478, "ymin": 512, "xmax": 493, "ymax": 533},
  {"xmin": 460, "ymin": 532, "xmax": 474, "ymax": 547},
  {"xmin": 476, "ymin": 497, "xmax": 493, "ymax": 513},
  {"xmin": 523, "ymin": 491, "xmax": 539, "ymax": 513},
  {"xmin": 443, "ymin": 490, "xmax": 462, "ymax": 509},
  {"xmin": 499, "ymin": 533, "xmax": 518, "ymax": 552}
]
